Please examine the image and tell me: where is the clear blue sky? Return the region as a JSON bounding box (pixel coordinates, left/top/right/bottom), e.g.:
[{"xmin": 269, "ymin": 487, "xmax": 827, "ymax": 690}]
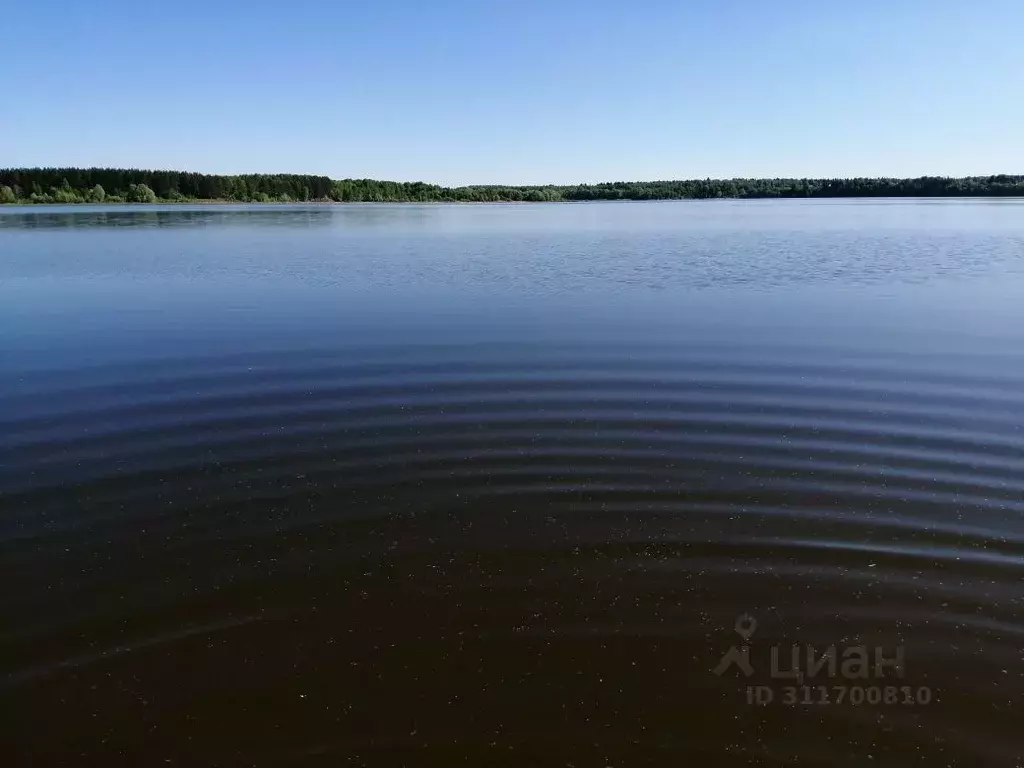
[{"xmin": 3, "ymin": 0, "xmax": 1021, "ymax": 185}]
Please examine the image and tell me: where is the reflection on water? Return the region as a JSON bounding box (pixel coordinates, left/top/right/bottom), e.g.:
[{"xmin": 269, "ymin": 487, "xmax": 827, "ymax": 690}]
[
  {"xmin": 0, "ymin": 204, "xmax": 453, "ymax": 232},
  {"xmin": 2, "ymin": 201, "xmax": 1024, "ymax": 765},
  {"xmin": 0, "ymin": 205, "xmax": 338, "ymax": 230}
]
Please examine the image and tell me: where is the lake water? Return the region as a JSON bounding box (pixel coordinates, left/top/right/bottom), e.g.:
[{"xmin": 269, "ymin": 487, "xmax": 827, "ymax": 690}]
[{"xmin": 2, "ymin": 200, "xmax": 1024, "ymax": 765}]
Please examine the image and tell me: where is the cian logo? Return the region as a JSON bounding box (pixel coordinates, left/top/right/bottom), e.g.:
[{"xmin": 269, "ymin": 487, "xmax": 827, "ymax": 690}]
[
  {"xmin": 712, "ymin": 614, "xmax": 757, "ymax": 677},
  {"xmin": 712, "ymin": 614, "xmax": 905, "ymax": 681}
]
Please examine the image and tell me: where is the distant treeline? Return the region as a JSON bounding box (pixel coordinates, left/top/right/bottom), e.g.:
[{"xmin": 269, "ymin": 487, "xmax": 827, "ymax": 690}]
[{"xmin": 2, "ymin": 168, "xmax": 1024, "ymax": 204}]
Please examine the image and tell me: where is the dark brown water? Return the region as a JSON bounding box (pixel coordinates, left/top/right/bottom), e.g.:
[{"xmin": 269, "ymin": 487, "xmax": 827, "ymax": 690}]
[{"xmin": 2, "ymin": 201, "xmax": 1024, "ymax": 765}]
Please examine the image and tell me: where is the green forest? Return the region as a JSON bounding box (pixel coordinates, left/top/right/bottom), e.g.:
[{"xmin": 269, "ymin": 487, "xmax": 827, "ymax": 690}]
[{"xmin": 2, "ymin": 168, "xmax": 1023, "ymax": 204}]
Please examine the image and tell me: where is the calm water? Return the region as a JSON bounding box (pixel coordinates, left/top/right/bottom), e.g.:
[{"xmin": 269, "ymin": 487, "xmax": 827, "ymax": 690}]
[{"xmin": 2, "ymin": 200, "xmax": 1024, "ymax": 765}]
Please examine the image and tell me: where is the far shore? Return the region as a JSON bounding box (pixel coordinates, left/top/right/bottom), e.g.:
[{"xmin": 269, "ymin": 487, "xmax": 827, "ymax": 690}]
[
  {"xmin": 3, "ymin": 169, "xmax": 1023, "ymax": 206},
  {"xmin": 4, "ymin": 196, "xmax": 1024, "ymax": 207}
]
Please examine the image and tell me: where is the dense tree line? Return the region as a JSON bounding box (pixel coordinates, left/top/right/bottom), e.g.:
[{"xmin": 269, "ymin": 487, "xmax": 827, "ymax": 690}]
[
  {"xmin": 2, "ymin": 168, "xmax": 1023, "ymax": 204},
  {"xmin": 0, "ymin": 169, "xmax": 333, "ymax": 204}
]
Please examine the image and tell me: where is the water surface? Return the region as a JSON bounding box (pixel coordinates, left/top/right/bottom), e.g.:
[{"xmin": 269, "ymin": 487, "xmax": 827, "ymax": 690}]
[{"xmin": 2, "ymin": 200, "xmax": 1024, "ymax": 765}]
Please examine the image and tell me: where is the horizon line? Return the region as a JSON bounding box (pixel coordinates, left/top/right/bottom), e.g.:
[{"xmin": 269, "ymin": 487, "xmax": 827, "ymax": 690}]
[{"xmin": 3, "ymin": 167, "xmax": 1024, "ymax": 189}]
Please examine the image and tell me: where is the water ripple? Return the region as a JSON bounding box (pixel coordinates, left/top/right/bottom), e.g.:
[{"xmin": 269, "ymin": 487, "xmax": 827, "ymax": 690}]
[{"xmin": 3, "ymin": 342, "xmax": 1023, "ymax": 766}]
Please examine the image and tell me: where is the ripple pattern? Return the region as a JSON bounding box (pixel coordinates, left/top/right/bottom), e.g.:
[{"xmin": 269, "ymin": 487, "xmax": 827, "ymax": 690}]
[{"xmin": 3, "ymin": 342, "xmax": 1024, "ymax": 765}]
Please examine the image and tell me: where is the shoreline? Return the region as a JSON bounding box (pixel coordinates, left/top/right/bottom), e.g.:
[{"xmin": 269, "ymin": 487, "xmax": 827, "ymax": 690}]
[
  {"xmin": 3, "ymin": 170, "xmax": 1023, "ymax": 206},
  {"xmin": 4, "ymin": 195, "xmax": 1024, "ymax": 207}
]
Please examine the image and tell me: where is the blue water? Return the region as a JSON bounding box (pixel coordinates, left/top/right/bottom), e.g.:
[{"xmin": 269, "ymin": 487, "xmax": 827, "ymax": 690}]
[{"xmin": 2, "ymin": 200, "xmax": 1024, "ymax": 765}]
